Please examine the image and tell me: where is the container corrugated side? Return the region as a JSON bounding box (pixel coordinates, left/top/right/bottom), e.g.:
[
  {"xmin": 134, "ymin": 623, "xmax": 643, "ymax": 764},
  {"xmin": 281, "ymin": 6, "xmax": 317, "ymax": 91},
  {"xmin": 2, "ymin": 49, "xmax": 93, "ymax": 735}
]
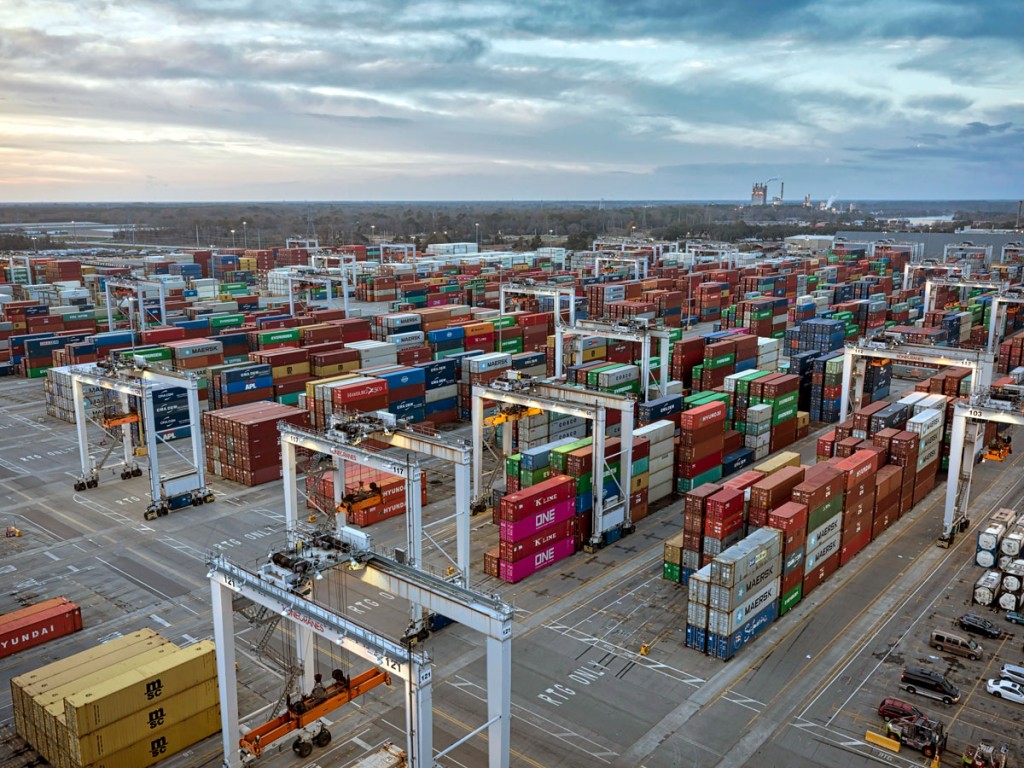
[
  {"xmin": 12, "ymin": 630, "xmax": 161, "ymax": 749},
  {"xmin": 78, "ymin": 705, "xmax": 221, "ymax": 768},
  {"xmin": 33, "ymin": 645, "xmax": 179, "ymax": 761},
  {"xmin": 63, "ymin": 641, "xmax": 217, "ymax": 736},
  {"xmin": 0, "ymin": 602, "xmax": 82, "ymax": 659},
  {"xmin": 71, "ymin": 679, "xmax": 219, "ymax": 764}
]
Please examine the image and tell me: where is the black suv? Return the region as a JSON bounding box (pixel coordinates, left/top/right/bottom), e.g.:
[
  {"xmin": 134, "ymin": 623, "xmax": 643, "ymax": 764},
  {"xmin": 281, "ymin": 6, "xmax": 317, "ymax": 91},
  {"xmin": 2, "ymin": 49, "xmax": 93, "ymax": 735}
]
[{"xmin": 957, "ymin": 614, "xmax": 1002, "ymax": 639}]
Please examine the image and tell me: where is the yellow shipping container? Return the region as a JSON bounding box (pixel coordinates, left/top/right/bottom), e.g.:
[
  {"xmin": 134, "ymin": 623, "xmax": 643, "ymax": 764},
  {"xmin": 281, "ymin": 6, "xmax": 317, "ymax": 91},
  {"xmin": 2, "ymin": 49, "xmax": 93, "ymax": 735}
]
[
  {"xmin": 754, "ymin": 450, "xmax": 802, "ymax": 477},
  {"xmin": 24, "ymin": 641, "xmax": 174, "ymax": 759},
  {"xmin": 71, "ymin": 705, "xmax": 221, "ymax": 768},
  {"xmin": 36, "ymin": 645, "xmax": 179, "ymax": 765},
  {"xmin": 64, "ymin": 641, "xmax": 217, "ymax": 737},
  {"xmin": 796, "ymin": 410, "xmax": 811, "ymax": 429},
  {"xmin": 71, "ymin": 679, "xmax": 219, "ymax": 764},
  {"xmin": 630, "ymin": 472, "xmax": 650, "ymax": 493},
  {"xmin": 11, "ymin": 629, "xmax": 161, "ymax": 743}
]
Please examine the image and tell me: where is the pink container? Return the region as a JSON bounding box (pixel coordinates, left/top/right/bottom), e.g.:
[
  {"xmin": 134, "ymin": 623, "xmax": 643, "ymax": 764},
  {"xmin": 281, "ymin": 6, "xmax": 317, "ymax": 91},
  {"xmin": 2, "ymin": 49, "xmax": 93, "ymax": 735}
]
[
  {"xmin": 499, "ymin": 536, "xmax": 576, "ymax": 583},
  {"xmin": 499, "ymin": 498, "xmax": 575, "ymax": 542}
]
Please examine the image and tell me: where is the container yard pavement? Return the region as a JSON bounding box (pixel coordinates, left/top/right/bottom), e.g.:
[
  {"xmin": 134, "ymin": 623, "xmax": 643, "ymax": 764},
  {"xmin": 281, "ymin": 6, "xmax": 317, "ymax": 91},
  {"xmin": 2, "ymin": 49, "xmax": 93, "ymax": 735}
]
[{"xmin": 2, "ymin": 370, "xmax": 1023, "ymax": 768}]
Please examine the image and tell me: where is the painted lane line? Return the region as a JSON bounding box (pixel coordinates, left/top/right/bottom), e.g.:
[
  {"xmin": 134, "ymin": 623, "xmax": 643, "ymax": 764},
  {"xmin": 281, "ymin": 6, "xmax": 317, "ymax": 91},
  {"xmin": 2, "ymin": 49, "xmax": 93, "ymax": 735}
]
[
  {"xmin": 150, "ymin": 614, "xmax": 171, "ymax": 628},
  {"xmin": 44, "ymin": 550, "xmax": 60, "ymax": 561}
]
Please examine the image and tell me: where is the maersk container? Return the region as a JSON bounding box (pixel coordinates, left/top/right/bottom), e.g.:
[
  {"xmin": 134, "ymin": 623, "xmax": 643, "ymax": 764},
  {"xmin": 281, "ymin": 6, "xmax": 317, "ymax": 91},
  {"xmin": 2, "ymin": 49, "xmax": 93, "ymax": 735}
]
[
  {"xmin": 807, "ymin": 515, "xmax": 842, "ymax": 551},
  {"xmin": 709, "ymin": 558, "xmax": 779, "ymax": 611},
  {"xmin": 708, "ymin": 599, "xmax": 779, "ymax": 661},
  {"xmin": 710, "ymin": 528, "xmax": 782, "ymax": 587},
  {"xmin": 706, "ymin": 579, "xmax": 779, "ymax": 636},
  {"xmin": 804, "ymin": 531, "xmax": 841, "ymax": 571}
]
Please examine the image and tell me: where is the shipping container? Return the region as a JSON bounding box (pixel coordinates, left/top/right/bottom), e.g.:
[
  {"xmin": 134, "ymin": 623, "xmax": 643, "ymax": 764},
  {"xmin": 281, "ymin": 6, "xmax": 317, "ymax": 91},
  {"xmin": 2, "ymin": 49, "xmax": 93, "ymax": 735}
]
[{"xmin": 0, "ymin": 600, "xmax": 83, "ymax": 659}]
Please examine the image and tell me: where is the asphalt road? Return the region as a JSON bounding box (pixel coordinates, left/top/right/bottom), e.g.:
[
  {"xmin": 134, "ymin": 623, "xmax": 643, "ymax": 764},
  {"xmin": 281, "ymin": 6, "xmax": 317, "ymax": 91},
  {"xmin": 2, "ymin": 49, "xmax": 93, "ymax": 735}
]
[{"xmin": 1, "ymin": 372, "xmax": 1022, "ymax": 768}]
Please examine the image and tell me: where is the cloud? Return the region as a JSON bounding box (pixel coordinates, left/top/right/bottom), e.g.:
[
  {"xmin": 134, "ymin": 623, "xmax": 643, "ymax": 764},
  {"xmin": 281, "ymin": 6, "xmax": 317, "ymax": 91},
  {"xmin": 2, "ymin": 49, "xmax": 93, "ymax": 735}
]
[
  {"xmin": 905, "ymin": 95, "xmax": 973, "ymax": 112},
  {"xmin": 959, "ymin": 120, "xmax": 1013, "ymax": 136}
]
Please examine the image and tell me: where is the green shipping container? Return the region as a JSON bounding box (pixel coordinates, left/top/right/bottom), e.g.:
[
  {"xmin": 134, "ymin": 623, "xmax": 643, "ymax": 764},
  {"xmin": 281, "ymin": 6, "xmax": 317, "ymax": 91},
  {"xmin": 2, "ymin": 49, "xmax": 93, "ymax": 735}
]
[
  {"xmin": 491, "ymin": 316, "xmax": 518, "ymax": 329},
  {"xmin": 505, "ymin": 455, "xmax": 521, "ymax": 478},
  {"xmin": 574, "ymin": 462, "xmax": 619, "ymax": 496},
  {"xmin": 663, "ymin": 561, "xmax": 682, "ymax": 583},
  {"xmin": 632, "ymin": 456, "xmax": 650, "ymax": 476},
  {"xmin": 276, "ymin": 392, "xmax": 301, "ymax": 406},
  {"xmin": 551, "ymin": 438, "xmax": 592, "ymax": 473},
  {"xmin": 209, "ymin": 313, "xmax": 245, "ymax": 328},
  {"xmin": 519, "ymin": 466, "xmax": 550, "ymax": 487},
  {"xmin": 675, "ymin": 465, "xmax": 723, "ymax": 493},
  {"xmin": 808, "ymin": 496, "xmax": 844, "ymax": 531},
  {"xmin": 773, "ymin": 391, "xmax": 799, "ymax": 410},
  {"xmin": 779, "ymin": 583, "xmax": 802, "ymax": 616},
  {"xmin": 499, "ymin": 338, "xmax": 523, "ymax": 354},
  {"xmin": 704, "ymin": 353, "xmax": 735, "ymax": 369},
  {"xmin": 119, "ymin": 347, "xmax": 172, "ymax": 361},
  {"xmin": 258, "ymin": 328, "xmax": 300, "ymax": 345},
  {"xmin": 772, "ymin": 404, "xmax": 798, "ymax": 425},
  {"xmin": 433, "ymin": 347, "xmax": 466, "ymax": 359}
]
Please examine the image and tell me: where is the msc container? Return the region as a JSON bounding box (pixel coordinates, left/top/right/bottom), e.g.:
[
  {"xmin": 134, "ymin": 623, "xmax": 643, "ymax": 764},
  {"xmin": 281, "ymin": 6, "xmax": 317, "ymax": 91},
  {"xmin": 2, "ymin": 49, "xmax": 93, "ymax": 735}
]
[
  {"xmin": 0, "ymin": 600, "xmax": 83, "ymax": 659},
  {"xmin": 77, "ymin": 705, "xmax": 221, "ymax": 768},
  {"xmin": 63, "ymin": 641, "xmax": 217, "ymax": 737},
  {"xmin": 71, "ymin": 678, "xmax": 220, "ymax": 764}
]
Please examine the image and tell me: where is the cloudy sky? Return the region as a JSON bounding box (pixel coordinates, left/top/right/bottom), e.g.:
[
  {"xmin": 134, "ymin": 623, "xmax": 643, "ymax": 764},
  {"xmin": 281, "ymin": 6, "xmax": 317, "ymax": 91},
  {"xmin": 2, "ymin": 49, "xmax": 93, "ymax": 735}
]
[{"xmin": 2, "ymin": 0, "xmax": 1021, "ymax": 202}]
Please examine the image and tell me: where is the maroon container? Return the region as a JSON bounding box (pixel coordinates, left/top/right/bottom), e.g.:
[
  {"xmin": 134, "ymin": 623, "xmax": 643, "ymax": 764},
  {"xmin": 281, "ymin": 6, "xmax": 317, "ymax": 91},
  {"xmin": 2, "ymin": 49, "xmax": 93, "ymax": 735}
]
[
  {"xmin": 499, "ymin": 536, "xmax": 576, "ymax": 583},
  {"xmin": 802, "ymin": 552, "xmax": 839, "ymax": 597},
  {"xmin": 0, "ymin": 601, "xmax": 83, "ymax": 659},
  {"xmin": 500, "ymin": 517, "xmax": 578, "ymax": 562},
  {"xmin": 499, "ymin": 499, "xmax": 575, "ymax": 543},
  {"xmin": 839, "ymin": 524, "xmax": 871, "ymax": 566}
]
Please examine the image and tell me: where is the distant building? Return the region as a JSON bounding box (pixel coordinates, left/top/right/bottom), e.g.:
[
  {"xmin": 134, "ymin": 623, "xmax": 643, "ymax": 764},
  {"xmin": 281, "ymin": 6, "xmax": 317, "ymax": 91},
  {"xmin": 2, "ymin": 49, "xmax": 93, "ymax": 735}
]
[{"xmin": 750, "ymin": 183, "xmax": 767, "ymax": 206}]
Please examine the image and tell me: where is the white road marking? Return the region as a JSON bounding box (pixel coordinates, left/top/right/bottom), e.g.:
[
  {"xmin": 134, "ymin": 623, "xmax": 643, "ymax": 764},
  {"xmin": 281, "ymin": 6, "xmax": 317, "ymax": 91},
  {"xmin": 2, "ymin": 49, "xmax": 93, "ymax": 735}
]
[
  {"xmin": 150, "ymin": 614, "xmax": 171, "ymax": 628},
  {"xmin": 44, "ymin": 550, "xmax": 60, "ymax": 561}
]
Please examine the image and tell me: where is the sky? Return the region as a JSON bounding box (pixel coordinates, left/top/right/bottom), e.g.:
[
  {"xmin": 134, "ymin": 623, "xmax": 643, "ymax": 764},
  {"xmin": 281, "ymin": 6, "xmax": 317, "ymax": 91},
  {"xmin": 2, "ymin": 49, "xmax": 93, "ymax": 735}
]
[{"xmin": 1, "ymin": 0, "xmax": 1022, "ymax": 202}]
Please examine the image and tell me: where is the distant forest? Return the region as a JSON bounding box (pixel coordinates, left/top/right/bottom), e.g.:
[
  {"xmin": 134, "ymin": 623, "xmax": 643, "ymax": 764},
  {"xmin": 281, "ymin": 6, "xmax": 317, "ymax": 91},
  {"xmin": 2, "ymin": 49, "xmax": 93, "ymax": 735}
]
[{"xmin": 0, "ymin": 200, "xmax": 1019, "ymax": 252}]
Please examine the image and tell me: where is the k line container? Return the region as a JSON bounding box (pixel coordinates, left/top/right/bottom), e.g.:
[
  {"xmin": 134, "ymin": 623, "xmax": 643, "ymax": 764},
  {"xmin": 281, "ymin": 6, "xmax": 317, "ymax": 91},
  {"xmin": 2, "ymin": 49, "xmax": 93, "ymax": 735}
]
[{"xmin": 499, "ymin": 536, "xmax": 575, "ymax": 583}]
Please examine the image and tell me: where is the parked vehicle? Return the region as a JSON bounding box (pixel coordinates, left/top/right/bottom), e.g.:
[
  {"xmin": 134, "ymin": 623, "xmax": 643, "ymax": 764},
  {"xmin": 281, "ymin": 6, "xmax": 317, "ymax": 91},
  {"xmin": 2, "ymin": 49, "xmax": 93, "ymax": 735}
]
[
  {"xmin": 957, "ymin": 614, "xmax": 1002, "ymax": 639},
  {"xmin": 986, "ymin": 678, "xmax": 1024, "ymax": 704},
  {"xmin": 877, "ymin": 697, "xmax": 924, "ymax": 722},
  {"xmin": 1000, "ymin": 663, "xmax": 1024, "ymax": 686},
  {"xmin": 1005, "ymin": 610, "xmax": 1024, "ymax": 626},
  {"xmin": 884, "ymin": 715, "xmax": 946, "ymax": 758},
  {"xmin": 900, "ymin": 666, "xmax": 960, "ymax": 705},
  {"xmin": 930, "ymin": 629, "xmax": 983, "ymax": 660}
]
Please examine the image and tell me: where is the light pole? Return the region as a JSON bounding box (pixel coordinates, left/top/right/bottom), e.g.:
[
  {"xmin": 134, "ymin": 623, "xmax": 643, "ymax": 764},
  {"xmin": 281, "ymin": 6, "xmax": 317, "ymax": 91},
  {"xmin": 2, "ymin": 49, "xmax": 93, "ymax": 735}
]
[
  {"xmin": 242, "ymin": 221, "xmax": 248, "ymax": 249},
  {"xmin": 230, "ymin": 229, "xmax": 236, "ymax": 248},
  {"xmin": 71, "ymin": 220, "xmax": 76, "ymax": 243},
  {"xmin": 371, "ymin": 225, "xmax": 376, "ymax": 243},
  {"xmin": 475, "ymin": 222, "xmax": 480, "ymax": 248}
]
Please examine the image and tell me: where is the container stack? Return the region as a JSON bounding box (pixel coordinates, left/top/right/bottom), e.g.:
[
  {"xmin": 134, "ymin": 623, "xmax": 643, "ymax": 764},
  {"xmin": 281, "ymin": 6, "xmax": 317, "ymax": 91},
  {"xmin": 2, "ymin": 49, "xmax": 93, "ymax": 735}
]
[
  {"xmin": 808, "ymin": 354, "xmax": 845, "ymax": 422},
  {"xmin": 635, "ymin": 420, "xmax": 675, "ymax": 503},
  {"xmin": 680, "ymin": 483, "xmax": 719, "ymax": 581},
  {"xmin": 747, "ymin": 466, "xmax": 805, "ymax": 529},
  {"xmin": 705, "ymin": 528, "xmax": 783, "ymax": 661},
  {"xmin": 497, "ymin": 475, "xmax": 578, "ymax": 583},
  {"xmin": 685, "ymin": 564, "xmax": 712, "ymax": 652},
  {"xmin": 871, "ymin": 464, "xmax": 903, "ymax": 539},
  {"xmin": 202, "ymin": 402, "xmax": 311, "ymax": 486},
  {"xmin": 208, "ymin": 363, "xmax": 273, "ymax": 410},
  {"xmin": 907, "ymin": 407, "xmax": 943, "ymax": 503},
  {"xmin": 417, "ymin": 359, "xmax": 458, "ymax": 424},
  {"xmin": 767, "ymin": 502, "xmax": 808, "ymax": 616},
  {"xmin": 702, "ymin": 488, "xmax": 745, "ymax": 561},
  {"xmin": 835, "ymin": 450, "xmax": 878, "ymax": 566},
  {"xmin": 793, "ymin": 463, "xmax": 845, "ymax": 598},
  {"xmin": 676, "ymin": 402, "xmax": 727, "ymax": 493},
  {"xmin": 663, "ymin": 532, "xmax": 685, "ymax": 583},
  {"xmin": 12, "ymin": 633, "xmax": 219, "ymax": 768}
]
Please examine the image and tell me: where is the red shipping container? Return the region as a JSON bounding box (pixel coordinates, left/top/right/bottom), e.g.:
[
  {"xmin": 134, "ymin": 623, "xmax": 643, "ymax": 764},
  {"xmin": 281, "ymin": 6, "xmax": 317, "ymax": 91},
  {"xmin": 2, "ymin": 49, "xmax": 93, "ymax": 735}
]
[
  {"xmin": 499, "ymin": 536, "xmax": 576, "ymax": 583},
  {"xmin": 767, "ymin": 501, "xmax": 808, "ymax": 535},
  {"xmin": 499, "ymin": 498, "xmax": 575, "ymax": 542},
  {"xmin": 500, "ymin": 517, "xmax": 578, "ymax": 562},
  {"xmin": 705, "ymin": 488, "xmax": 745, "ymax": 520},
  {"xmin": 781, "ymin": 566, "xmax": 804, "ymax": 595},
  {"xmin": 705, "ymin": 513, "xmax": 744, "ymax": 539},
  {"xmin": 499, "ymin": 475, "xmax": 576, "ymax": 521},
  {"xmin": 802, "ymin": 552, "xmax": 839, "ymax": 597},
  {"xmin": 483, "ymin": 547, "xmax": 500, "ymax": 578},
  {"xmin": 332, "ymin": 379, "xmax": 389, "ymax": 405},
  {"xmin": 0, "ymin": 601, "xmax": 83, "ymax": 659},
  {"xmin": 677, "ymin": 451, "xmax": 722, "ymax": 479},
  {"xmin": 839, "ymin": 524, "xmax": 871, "ymax": 566},
  {"xmin": 680, "ymin": 401, "xmax": 727, "ymax": 430}
]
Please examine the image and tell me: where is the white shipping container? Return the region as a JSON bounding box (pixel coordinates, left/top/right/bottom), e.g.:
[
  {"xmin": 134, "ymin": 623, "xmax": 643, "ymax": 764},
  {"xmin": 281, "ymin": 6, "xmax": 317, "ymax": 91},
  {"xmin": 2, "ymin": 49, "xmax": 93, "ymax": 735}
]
[
  {"xmin": 649, "ymin": 466, "xmax": 674, "ymax": 489},
  {"xmin": 649, "ymin": 452, "xmax": 674, "ymax": 475},
  {"xmin": 977, "ymin": 524, "xmax": 1006, "ymax": 552},
  {"xmin": 634, "ymin": 420, "xmax": 675, "ymax": 444},
  {"xmin": 688, "ymin": 564, "xmax": 712, "ymax": 605},
  {"xmin": 707, "ymin": 579, "xmax": 779, "ymax": 635},
  {"xmin": 804, "ymin": 531, "xmax": 840, "ymax": 570},
  {"xmin": 907, "ymin": 408, "xmax": 943, "ymax": 435},
  {"xmin": 808, "ymin": 515, "xmax": 842, "ymax": 551},
  {"xmin": 424, "ymin": 384, "xmax": 458, "ymax": 403},
  {"xmin": 468, "ymin": 353, "xmax": 512, "ymax": 372}
]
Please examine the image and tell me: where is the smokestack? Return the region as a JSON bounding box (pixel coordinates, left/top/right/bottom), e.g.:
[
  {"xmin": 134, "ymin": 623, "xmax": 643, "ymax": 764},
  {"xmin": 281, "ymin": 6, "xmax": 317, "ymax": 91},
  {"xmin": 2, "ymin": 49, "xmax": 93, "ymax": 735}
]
[
  {"xmin": 1017, "ymin": 200, "xmax": 1022, "ymax": 230},
  {"xmin": 780, "ymin": 181, "xmax": 784, "ymax": 204}
]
